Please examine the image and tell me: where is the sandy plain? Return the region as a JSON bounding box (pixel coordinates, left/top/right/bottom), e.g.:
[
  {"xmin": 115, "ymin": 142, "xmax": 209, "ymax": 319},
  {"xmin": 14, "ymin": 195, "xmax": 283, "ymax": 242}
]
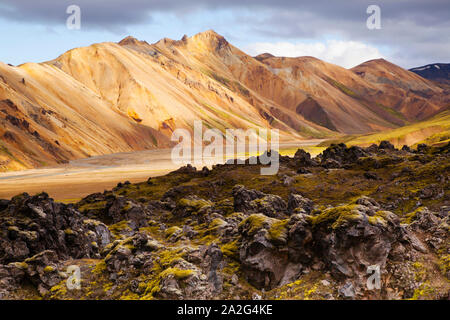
[{"xmin": 0, "ymin": 140, "xmax": 324, "ymax": 201}]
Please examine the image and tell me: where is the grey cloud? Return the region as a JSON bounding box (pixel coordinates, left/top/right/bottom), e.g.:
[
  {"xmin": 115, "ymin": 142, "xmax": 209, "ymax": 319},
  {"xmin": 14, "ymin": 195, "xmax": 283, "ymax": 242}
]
[
  {"xmin": 1, "ymin": 0, "xmax": 447, "ymax": 28},
  {"xmin": 236, "ymin": 2, "xmax": 450, "ymax": 67},
  {"xmin": 0, "ymin": 0, "xmax": 448, "ymax": 67}
]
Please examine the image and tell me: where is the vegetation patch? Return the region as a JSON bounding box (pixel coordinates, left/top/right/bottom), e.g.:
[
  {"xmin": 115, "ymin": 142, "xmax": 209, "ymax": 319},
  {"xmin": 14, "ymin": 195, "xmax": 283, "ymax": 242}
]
[{"xmin": 308, "ymin": 204, "xmax": 363, "ymax": 229}]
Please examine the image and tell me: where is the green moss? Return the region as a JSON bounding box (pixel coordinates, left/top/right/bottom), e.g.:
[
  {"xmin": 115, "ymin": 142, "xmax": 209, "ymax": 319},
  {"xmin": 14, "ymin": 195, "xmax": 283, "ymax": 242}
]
[
  {"xmin": 221, "ymin": 240, "xmax": 239, "ymax": 259},
  {"xmin": 239, "ymin": 214, "xmax": 290, "ymax": 243},
  {"xmin": 377, "ymin": 103, "xmax": 407, "ymax": 121},
  {"xmin": 149, "ymin": 132, "xmax": 158, "ymax": 147},
  {"xmin": 43, "ymin": 266, "xmax": 55, "ymax": 273},
  {"xmin": 214, "ymin": 198, "xmax": 234, "ymax": 215},
  {"xmin": 303, "ymin": 283, "xmax": 319, "ymax": 300},
  {"xmin": 10, "ymin": 261, "xmax": 28, "ymax": 270},
  {"xmin": 78, "ymin": 200, "xmax": 107, "ymax": 212},
  {"xmin": 109, "ymin": 220, "xmax": 131, "ymax": 239},
  {"xmin": 92, "ymin": 261, "xmax": 107, "ymax": 275},
  {"xmin": 404, "ymin": 207, "xmax": 425, "ymax": 224},
  {"xmin": 165, "ymin": 226, "xmax": 182, "ymax": 238},
  {"xmin": 120, "ymin": 289, "xmax": 140, "ymax": 300},
  {"xmin": 308, "ymin": 204, "xmax": 363, "ymax": 229},
  {"xmin": 202, "ymin": 69, "xmax": 249, "ymax": 98},
  {"xmin": 103, "ymin": 282, "xmax": 113, "ymax": 293},
  {"xmin": 178, "ymin": 198, "xmax": 212, "ymax": 211},
  {"xmin": 124, "ymin": 243, "xmax": 136, "ymax": 251},
  {"xmin": 210, "ymin": 218, "xmax": 227, "ymax": 229},
  {"xmin": 438, "ymin": 254, "xmax": 450, "ymax": 277},
  {"xmin": 139, "ymin": 225, "xmax": 161, "ymax": 238},
  {"xmin": 419, "ymin": 131, "xmax": 450, "ymax": 146},
  {"xmin": 122, "ymin": 202, "xmax": 133, "ymax": 212},
  {"xmin": 7, "ymin": 226, "xmax": 19, "ymax": 232},
  {"xmin": 49, "ymin": 281, "xmax": 68, "ymax": 297},
  {"xmin": 192, "ymin": 218, "xmax": 225, "ymax": 245},
  {"xmin": 64, "ymin": 228, "xmax": 74, "ymax": 235},
  {"xmin": 194, "ymin": 234, "xmax": 217, "ymax": 245},
  {"xmin": 267, "ymin": 219, "xmax": 289, "ymax": 242},
  {"xmin": 157, "ymin": 249, "xmax": 185, "ymax": 269},
  {"xmin": 326, "ymin": 77, "xmax": 359, "ymax": 98},
  {"xmin": 160, "ymin": 267, "xmax": 194, "ymax": 280},
  {"xmin": 265, "ymin": 272, "xmax": 327, "ymax": 300},
  {"xmin": 239, "ymin": 214, "xmax": 271, "ymax": 236},
  {"xmin": 140, "ymin": 260, "xmax": 194, "ymax": 300},
  {"xmin": 411, "ymin": 261, "xmax": 426, "ymax": 281},
  {"xmin": 82, "ymin": 219, "xmax": 103, "ymax": 226},
  {"xmin": 222, "ymin": 260, "xmax": 240, "ymax": 276},
  {"xmin": 368, "ymin": 211, "xmax": 390, "ymax": 226},
  {"xmin": 409, "ymin": 283, "xmax": 435, "ymax": 300}
]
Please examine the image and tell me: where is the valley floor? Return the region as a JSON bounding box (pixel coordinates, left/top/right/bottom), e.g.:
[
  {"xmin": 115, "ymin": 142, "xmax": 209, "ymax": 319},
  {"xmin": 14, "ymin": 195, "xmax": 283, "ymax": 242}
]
[{"xmin": 0, "ymin": 140, "xmax": 324, "ymax": 201}]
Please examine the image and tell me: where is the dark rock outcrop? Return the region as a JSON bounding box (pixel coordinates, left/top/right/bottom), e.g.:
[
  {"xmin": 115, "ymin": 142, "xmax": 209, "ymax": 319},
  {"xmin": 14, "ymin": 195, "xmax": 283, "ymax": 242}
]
[
  {"xmin": 287, "ymin": 194, "xmax": 313, "ymax": 214},
  {"xmin": 0, "ymin": 193, "xmax": 111, "ymax": 264},
  {"xmin": 320, "ymin": 144, "xmax": 368, "ymax": 168},
  {"xmin": 293, "ymin": 149, "xmax": 317, "ymax": 167},
  {"xmin": 379, "ymin": 140, "xmax": 395, "ymax": 150},
  {"xmin": 232, "ymin": 185, "xmax": 287, "ymax": 218},
  {"xmin": 237, "ymin": 197, "xmax": 414, "ymax": 291}
]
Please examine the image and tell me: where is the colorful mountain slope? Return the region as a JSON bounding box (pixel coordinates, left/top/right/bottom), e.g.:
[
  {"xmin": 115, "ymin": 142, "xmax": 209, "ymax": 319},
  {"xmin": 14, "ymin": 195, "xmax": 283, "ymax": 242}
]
[{"xmin": 0, "ymin": 30, "xmax": 448, "ymax": 171}]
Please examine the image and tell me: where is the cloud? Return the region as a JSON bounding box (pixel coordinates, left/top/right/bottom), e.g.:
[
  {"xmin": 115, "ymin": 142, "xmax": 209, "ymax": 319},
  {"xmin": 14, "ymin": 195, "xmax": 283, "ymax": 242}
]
[
  {"xmin": 244, "ymin": 40, "xmax": 384, "ymax": 68},
  {"xmin": 235, "ymin": 1, "xmax": 450, "ymax": 68},
  {"xmin": 0, "ymin": 0, "xmax": 448, "ymax": 67},
  {"xmin": 1, "ymin": 0, "xmax": 448, "ymax": 31}
]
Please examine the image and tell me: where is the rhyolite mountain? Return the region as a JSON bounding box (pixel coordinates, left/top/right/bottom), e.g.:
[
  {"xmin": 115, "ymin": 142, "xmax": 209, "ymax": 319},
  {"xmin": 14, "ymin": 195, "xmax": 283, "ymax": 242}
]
[{"xmin": 0, "ymin": 30, "xmax": 449, "ymax": 171}]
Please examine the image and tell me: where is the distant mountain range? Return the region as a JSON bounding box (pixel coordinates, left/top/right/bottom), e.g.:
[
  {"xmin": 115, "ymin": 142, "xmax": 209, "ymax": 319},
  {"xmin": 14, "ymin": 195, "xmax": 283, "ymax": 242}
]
[
  {"xmin": 0, "ymin": 30, "xmax": 449, "ymax": 171},
  {"xmin": 410, "ymin": 63, "xmax": 450, "ymax": 85}
]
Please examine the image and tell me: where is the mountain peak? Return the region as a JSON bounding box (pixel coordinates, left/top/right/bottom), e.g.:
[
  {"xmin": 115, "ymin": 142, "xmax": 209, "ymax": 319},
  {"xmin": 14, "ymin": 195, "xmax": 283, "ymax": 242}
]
[
  {"xmin": 195, "ymin": 29, "xmax": 221, "ymax": 38},
  {"xmin": 189, "ymin": 30, "xmax": 230, "ymax": 51},
  {"xmin": 254, "ymin": 53, "xmax": 275, "ymax": 61},
  {"xmin": 118, "ymin": 35, "xmax": 148, "ymax": 46},
  {"xmin": 357, "ymin": 58, "xmax": 391, "ymax": 67}
]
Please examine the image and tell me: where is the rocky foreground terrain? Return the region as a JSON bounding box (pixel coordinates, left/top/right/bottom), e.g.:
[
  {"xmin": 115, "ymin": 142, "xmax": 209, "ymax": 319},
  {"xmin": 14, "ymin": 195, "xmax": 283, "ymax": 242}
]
[{"xmin": 0, "ymin": 141, "xmax": 449, "ymax": 300}]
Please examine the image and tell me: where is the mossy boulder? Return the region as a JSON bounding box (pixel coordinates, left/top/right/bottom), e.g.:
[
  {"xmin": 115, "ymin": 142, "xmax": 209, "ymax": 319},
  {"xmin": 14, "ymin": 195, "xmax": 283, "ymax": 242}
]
[
  {"xmin": 232, "ymin": 185, "xmax": 287, "ymax": 218},
  {"xmin": 173, "ymin": 196, "xmax": 213, "ymax": 220}
]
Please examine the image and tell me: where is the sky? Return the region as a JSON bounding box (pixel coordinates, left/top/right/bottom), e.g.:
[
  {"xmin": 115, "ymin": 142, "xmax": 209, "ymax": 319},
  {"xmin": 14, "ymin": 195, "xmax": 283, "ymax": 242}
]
[{"xmin": 0, "ymin": 0, "xmax": 448, "ymax": 69}]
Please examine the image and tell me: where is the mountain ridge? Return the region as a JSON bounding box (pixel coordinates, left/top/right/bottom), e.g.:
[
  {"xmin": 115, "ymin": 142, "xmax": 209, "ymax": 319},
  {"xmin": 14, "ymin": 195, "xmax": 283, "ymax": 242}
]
[{"xmin": 0, "ymin": 30, "xmax": 448, "ymax": 171}]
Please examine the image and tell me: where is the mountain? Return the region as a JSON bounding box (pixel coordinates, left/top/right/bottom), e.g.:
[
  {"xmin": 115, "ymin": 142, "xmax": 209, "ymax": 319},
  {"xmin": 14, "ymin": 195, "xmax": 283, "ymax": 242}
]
[
  {"xmin": 410, "ymin": 63, "xmax": 450, "ymax": 85},
  {"xmin": 0, "ymin": 30, "xmax": 449, "ymax": 171},
  {"xmin": 352, "ymin": 59, "xmax": 449, "ymax": 120},
  {"xmin": 0, "ymin": 61, "xmax": 168, "ymax": 171},
  {"xmin": 255, "ymin": 55, "xmax": 407, "ymax": 133}
]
